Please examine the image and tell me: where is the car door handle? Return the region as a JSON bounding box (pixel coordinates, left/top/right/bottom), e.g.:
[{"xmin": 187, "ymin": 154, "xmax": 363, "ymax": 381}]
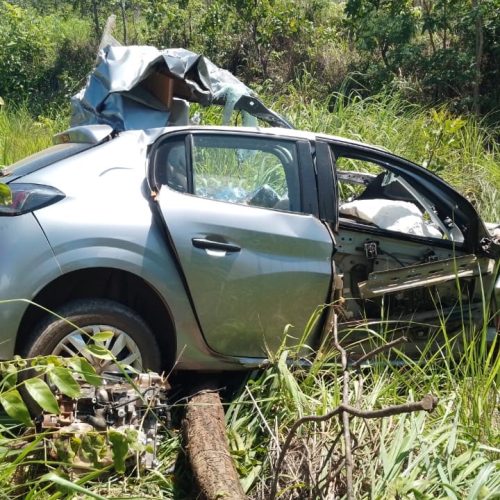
[{"xmin": 191, "ymin": 238, "xmax": 241, "ymax": 253}]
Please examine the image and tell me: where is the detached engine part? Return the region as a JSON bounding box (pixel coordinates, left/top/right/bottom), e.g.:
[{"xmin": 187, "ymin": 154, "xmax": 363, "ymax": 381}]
[{"xmin": 39, "ymin": 372, "xmax": 170, "ymax": 470}]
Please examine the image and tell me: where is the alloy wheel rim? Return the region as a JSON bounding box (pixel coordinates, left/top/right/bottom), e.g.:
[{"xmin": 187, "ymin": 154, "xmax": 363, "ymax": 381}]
[{"xmin": 52, "ymin": 325, "xmax": 143, "ymax": 375}]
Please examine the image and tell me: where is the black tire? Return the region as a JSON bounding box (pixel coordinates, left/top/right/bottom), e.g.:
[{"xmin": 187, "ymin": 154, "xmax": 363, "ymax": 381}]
[{"xmin": 22, "ymin": 299, "xmax": 162, "ymax": 373}]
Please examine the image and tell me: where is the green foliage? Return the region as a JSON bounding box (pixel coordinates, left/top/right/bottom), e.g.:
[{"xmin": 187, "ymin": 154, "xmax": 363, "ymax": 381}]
[
  {"xmin": 142, "ymin": 0, "xmax": 339, "ymax": 89},
  {"xmin": 0, "ymin": 104, "xmax": 68, "ymax": 167},
  {"xmin": 0, "ymin": 1, "xmax": 94, "ymax": 112},
  {"xmin": 0, "ymin": 1, "xmax": 57, "ymax": 98},
  {"xmin": 108, "ymin": 429, "xmax": 130, "ymax": 474},
  {"xmin": 0, "ymin": 183, "xmax": 11, "ymax": 205},
  {"xmin": 345, "ymin": 0, "xmax": 500, "ymax": 114},
  {"xmin": 0, "ymin": 321, "xmax": 157, "ymax": 496},
  {"xmin": 66, "ymin": 357, "xmax": 102, "ymax": 386},
  {"xmin": 47, "ymin": 366, "xmax": 81, "ymax": 398},
  {"xmin": 23, "ymin": 377, "xmax": 59, "ymax": 414},
  {"xmin": 41, "ymin": 472, "xmax": 108, "ymax": 499},
  {"xmin": 2, "ymin": 0, "xmax": 499, "ymax": 118},
  {"xmin": 345, "ymin": 0, "xmax": 417, "ymax": 69},
  {"xmin": 0, "ymin": 389, "xmax": 31, "ymax": 425}
]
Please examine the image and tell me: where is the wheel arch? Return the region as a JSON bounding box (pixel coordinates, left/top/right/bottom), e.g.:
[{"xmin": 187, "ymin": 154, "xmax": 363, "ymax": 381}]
[{"xmin": 15, "ymin": 267, "xmax": 176, "ymax": 370}]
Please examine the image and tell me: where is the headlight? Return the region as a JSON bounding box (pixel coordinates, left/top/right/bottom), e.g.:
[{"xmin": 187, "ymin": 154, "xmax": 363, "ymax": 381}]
[{"xmin": 0, "ymin": 183, "xmax": 65, "ymax": 216}]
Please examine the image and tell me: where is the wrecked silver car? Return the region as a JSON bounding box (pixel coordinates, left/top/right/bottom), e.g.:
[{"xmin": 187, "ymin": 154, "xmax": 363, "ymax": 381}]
[{"xmin": 0, "ymin": 45, "xmax": 498, "ymax": 375}]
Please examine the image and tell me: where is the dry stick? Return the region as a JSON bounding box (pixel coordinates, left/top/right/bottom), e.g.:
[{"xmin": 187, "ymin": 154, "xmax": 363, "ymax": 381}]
[
  {"xmin": 269, "ymin": 394, "xmax": 438, "ymax": 499},
  {"xmin": 351, "ymin": 336, "xmax": 408, "ymax": 368},
  {"xmin": 340, "ymin": 333, "xmax": 356, "ymax": 497},
  {"xmin": 331, "ymin": 313, "xmax": 355, "ymax": 500}
]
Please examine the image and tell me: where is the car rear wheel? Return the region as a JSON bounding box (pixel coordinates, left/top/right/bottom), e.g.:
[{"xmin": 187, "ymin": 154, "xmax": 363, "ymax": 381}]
[{"xmin": 22, "ymin": 299, "xmax": 162, "ymax": 375}]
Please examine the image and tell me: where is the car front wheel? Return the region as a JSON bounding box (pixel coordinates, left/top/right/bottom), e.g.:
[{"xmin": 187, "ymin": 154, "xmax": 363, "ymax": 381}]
[{"xmin": 22, "ymin": 299, "xmax": 162, "ymax": 375}]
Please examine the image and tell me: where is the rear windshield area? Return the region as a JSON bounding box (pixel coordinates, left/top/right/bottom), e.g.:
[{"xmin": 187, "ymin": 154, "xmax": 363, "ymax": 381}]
[{"xmin": 1, "ymin": 143, "xmax": 89, "ymax": 178}]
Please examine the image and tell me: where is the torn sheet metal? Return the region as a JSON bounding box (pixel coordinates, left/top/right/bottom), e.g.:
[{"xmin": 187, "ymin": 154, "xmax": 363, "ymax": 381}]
[
  {"xmin": 71, "ymin": 45, "xmax": 292, "ymax": 131},
  {"xmin": 358, "ymin": 254, "xmax": 495, "ymax": 299}
]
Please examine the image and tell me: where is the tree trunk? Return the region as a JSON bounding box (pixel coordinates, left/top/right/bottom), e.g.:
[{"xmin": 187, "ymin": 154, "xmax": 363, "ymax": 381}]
[
  {"xmin": 472, "ymin": 0, "xmax": 483, "ymax": 115},
  {"xmin": 183, "ymin": 388, "xmax": 246, "ymax": 500},
  {"xmin": 91, "ymin": 0, "xmax": 100, "ymax": 41},
  {"xmin": 120, "ymin": 0, "xmax": 128, "ymax": 44},
  {"xmin": 422, "ymin": 0, "xmax": 436, "ymax": 56}
]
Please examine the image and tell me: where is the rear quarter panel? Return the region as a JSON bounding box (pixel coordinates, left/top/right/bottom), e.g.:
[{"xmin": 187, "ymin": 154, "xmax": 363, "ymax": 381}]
[
  {"xmin": 18, "ymin": 133, "xmax": 228, "ymax": 369},
  {"xmin": 0, "ymin": 213, "xmax": 61, "ymax": 358}
]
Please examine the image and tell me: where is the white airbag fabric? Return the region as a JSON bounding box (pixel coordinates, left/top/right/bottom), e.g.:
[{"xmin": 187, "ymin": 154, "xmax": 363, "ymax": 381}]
[{"xmin": 340, "ymin": 199, "xmax": 442, "ymax": 238}]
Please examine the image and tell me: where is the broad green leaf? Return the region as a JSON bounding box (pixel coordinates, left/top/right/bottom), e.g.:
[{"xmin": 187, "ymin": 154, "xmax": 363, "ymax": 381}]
[
  {"xmin": 23, "ymin": 377, "xmax": 59, "ymax": 414},
  {"xmin": 1, "ymin": 363, "xmax": 18, "ymax": 390},
  {"xmin": 85, "ymin": 344, "xmax": 113, "ymax": 360},
  {"xmin": 0, "ymin": 184, "xmax": 11, "ymax": 206},
  {"xmin": 91, "ymin": 331, "xmax": 114, "ymax": 342},
  {"xmin": 48, "ymin": 366, "xmax": 80, "ymax": 398},
  {"xmin": 0, "ymin": 389, "xmax": 31, "ymax": 425},
  {"xmin": 81, "ymin": 432, "xmax": 106, "ymax": 468},
  {"xmin": 40, "ymin": 473, "xmax": 107, "ymax": 499},
  {"xmin": 67, "ymin": 358, "xmax": 102, "ymax": 386},
  {"xmin": 108, "ymin": 429, "xmax": 129, "ymax": 473}
]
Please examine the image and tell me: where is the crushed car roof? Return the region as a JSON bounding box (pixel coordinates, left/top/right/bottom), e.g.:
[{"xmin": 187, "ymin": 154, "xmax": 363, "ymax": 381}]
[{"xmin": 71, "ymin": 45, "xmax": 292, "ymax": 131}]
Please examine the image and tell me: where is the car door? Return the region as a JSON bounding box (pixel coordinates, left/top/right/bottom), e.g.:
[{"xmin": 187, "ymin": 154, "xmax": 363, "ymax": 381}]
[{"xmin": 149, "ymin": 130, "xmax": 334, "ymax": 358}]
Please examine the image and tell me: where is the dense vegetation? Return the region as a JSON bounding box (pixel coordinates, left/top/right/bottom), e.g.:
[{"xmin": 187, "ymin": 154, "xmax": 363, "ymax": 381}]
[
  {"xmin": 1, "ymin": 0, "xmax": 499, "ymax": 118},
  {"xmin": 0, "ymin": 0, "xmax": 499, "ymax": 498},
  {"xmin": 0, "ymin": 313, "xmax": 498, "ymax": 498}
]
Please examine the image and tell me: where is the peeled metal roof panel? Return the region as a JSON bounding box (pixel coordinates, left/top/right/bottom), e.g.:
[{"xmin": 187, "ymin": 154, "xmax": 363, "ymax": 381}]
[{"xmin": 71, "ymin": 45, "xmax": 257, "ymax": 132}]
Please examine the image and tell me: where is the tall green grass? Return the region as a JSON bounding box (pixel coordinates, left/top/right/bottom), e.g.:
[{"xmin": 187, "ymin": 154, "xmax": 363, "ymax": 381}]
[
  {"xmin": 270, "ymin": 90, "xmax": 500, "ymax": 222},
  {"xmin": 0, "ymin": 104, "xmax": 68, "ymax": 168}
]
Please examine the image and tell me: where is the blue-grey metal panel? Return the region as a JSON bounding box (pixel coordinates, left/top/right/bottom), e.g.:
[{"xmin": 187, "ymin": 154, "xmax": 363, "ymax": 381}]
[
  {"xmin": 0, "ymin": 213, "xmax": 62, "ymax": 358},
  {"xmin": 17, "ymin": 134, "xmax": 223, "ymax": 370},
  {"xmin": 157, "ymin": 187, "xmax": 333, "ymax": 357}
]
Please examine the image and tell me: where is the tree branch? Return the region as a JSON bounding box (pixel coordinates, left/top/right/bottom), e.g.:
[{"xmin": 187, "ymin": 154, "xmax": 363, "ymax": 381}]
[
  {"xmin": 351, "ymin": 337, "xmax": 407, "ymax": 368},
  {"xmin": 269, "ymin": 393, "xmax": 437, "ymax": 499}
]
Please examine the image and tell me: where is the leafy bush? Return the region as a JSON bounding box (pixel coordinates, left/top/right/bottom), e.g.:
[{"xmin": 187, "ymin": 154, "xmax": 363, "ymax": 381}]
[
  {"xmin": 0, "ymin": 1, "xmax": 94, "ymax": 112},
  {"xmin": 344, "ymin": 0, "xmax": 500, "ymax": 115}
]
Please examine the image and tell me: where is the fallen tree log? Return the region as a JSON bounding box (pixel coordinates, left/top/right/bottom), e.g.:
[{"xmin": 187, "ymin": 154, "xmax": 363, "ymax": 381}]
[{"xmin": 183, "ymin": 387, "xmax": 246, "ymax": 500}]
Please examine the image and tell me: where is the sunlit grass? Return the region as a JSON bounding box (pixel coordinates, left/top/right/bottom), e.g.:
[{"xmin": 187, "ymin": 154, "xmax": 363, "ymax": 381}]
[
  {"xmin": 223, "ymin": 306, "xmax": 499, "ymax": 498},
  {"xmin": 0, "ymin": 104, "xmax": 68, "ymax": 168},
  {"xmin": 268, "ymin": 90, "xmax": 500, "ymax": 222}
]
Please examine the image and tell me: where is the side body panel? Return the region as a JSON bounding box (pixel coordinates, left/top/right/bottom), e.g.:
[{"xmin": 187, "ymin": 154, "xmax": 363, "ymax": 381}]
[
  {"xmin": 0, "ymin": 214, "xmax": 62, "ymax": 358},
  {"xmin": 157, "ymin": 187, "xmax": 333, "ymax": 357},
  {"xmin": 13, "ymin": 133, "xmax": 236, "ymax": 369}
]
